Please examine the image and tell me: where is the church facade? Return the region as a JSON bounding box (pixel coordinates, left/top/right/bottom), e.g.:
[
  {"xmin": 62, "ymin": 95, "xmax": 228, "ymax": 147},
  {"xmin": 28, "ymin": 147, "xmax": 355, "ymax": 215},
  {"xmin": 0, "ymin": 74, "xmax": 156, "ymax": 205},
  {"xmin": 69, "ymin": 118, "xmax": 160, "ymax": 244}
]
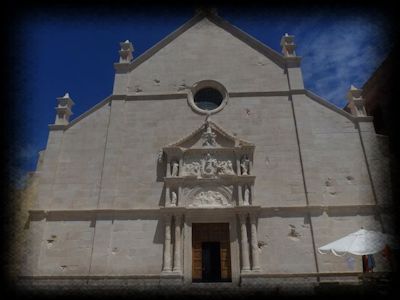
[{"xmin": 20, "ymin": 9, "xmax": 393, "ymax": 292}]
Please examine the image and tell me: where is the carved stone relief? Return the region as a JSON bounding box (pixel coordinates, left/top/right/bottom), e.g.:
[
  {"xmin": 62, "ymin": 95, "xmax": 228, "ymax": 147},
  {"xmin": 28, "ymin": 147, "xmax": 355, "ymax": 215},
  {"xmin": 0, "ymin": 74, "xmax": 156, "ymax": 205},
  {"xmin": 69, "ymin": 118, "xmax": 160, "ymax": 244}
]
[
  {"xmin": 240, "ymin": 155, "xmax": 250, "ymax": 175},
  {"xmin": 184, "ymin": 185, "xmax": 233, "ymax": 207},
  {"xmin": 201, "ymin": 123, "xmax": 217, "ymax": 147},
  {"xmin": 170, "ymin": 190, "xmax": 177, "ymax": 206},
  {"xmin": 182, "ymin": 153, "xmax": 235, "ymax": 178},
  {"xmin": 191, "ymin": 191, "xmax": 230, "ymax": 207}
]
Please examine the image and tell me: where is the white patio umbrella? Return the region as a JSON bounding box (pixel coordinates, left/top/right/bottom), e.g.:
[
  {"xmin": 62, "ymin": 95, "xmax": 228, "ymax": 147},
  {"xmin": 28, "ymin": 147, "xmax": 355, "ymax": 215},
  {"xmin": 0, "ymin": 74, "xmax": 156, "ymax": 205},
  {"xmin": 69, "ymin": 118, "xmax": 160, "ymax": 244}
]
[{"xmin": 318, "ymin": 229, "xmax": 397, "ymax": 257}]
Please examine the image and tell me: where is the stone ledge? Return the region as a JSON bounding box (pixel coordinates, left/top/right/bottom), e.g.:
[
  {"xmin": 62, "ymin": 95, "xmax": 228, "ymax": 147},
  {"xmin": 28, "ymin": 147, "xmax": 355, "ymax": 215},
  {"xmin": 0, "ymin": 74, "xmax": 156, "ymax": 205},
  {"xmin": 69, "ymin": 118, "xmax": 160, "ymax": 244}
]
[
  {"xmin": 15, "ymin": 274, "xmax": 394, "ymax": 296},
  {"xmin": 28, "ymin": 204, "xmax": 385, "ymax": 218}
]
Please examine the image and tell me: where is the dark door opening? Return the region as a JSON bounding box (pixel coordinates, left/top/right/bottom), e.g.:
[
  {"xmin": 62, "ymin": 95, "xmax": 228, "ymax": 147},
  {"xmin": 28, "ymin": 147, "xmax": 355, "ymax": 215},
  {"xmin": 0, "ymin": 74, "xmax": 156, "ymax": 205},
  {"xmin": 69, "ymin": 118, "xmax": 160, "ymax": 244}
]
[
  {"xmin": 202, "ymin": 242, "xmax": 221, "ymax": 282},
  {"xmin": 192, "ymin": 223, "xmax": 232, "ymax": 283}
]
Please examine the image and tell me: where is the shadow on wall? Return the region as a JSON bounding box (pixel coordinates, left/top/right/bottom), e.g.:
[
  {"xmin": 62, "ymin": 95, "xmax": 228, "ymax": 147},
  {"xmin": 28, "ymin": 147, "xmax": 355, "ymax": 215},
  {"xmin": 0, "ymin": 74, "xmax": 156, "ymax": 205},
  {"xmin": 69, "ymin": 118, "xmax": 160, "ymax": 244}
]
[
  {"xmin": 158, "ymin": 185, "xmax": 166, "ymax": 207},
  {"xmin": 156, "ymin": 152, "xmax": 166, "ymax": 182},
  {"xmin": 153, "ymin": 218, "xmax": 165, "ymax": 245}
]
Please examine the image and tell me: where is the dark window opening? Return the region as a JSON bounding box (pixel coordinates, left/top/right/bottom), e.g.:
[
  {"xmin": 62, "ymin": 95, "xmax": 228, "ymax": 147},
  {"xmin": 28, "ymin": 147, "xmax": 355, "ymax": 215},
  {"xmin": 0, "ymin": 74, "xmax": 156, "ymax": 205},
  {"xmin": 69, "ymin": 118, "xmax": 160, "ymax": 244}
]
[{"xmin": 194, "ymin": 88, "xmax": 223, "ymax": 110}]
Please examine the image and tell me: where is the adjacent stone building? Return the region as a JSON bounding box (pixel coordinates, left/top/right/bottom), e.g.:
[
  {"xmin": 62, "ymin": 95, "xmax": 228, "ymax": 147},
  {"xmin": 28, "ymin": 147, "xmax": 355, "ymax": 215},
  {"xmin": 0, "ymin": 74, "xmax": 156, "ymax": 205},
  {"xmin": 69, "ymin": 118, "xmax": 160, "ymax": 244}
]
[{"xmin": 19, "ymin": 9, "xmax": 393, "ymax": 292}]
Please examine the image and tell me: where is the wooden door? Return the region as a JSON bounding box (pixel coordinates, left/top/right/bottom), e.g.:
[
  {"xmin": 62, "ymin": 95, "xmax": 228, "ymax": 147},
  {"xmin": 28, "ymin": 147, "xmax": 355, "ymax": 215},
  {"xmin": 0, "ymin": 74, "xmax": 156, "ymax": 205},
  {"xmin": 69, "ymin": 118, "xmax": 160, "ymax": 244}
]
[
  {"xmin": 192, "ymin": 241, "xmax": 202, "ymax": 281},
  {"xmin": 220, "ymin": 241, "xmax": 232, "ymax": 281},
  {"xmin": 192, "ymin": 223, "xmax": 231, "ymax": 282}
]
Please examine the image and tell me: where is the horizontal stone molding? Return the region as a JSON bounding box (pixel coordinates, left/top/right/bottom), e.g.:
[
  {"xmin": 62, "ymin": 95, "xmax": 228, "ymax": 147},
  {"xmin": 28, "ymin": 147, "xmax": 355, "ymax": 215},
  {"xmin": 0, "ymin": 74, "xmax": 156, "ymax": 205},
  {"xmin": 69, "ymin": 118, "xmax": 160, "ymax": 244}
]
[
  {"xmin": 19, "ymin": 271, "xmax": 391, "ymax": 282},
  {"xmin": 125, "ymin": 93, "xmax": 188, "ymax": 101},
  {"xmin": 304, "ymin": 90, "xmax": 373, "ymax": 124},
  {"xmin": 164, "ymin": 175, "xmax": 256, "ymax": 185},
  {"xmin": 228, "ymin": 91, "xmax": 292, "ymax": 97},
  {"xmin": 240, "ymin": 272, "xmax": 371, "ymax": 279},
  {"xmin": 49, "ymin": 95, "xmax": 114, "ymax": 131},
  {"xmin": 50, "ymin": 88, "xmax": 374, "ymax": 131},
  {"xmin": 18, "ymin": 274, "xmax": 161, "ymax": 280},
  {"xmin": 27, "ymin": 204, "xmax": 387, "ymax": 221}
]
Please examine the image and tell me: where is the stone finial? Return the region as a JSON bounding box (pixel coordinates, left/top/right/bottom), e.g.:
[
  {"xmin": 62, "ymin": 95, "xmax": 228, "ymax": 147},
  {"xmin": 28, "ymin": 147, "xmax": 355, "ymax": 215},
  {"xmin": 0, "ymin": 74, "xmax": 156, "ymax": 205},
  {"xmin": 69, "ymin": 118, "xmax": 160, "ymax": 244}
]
[
  {"xmin": 347, "ymin": 85, "xmax": 367, "ymax": 117},
  {"xmin": 54, "ymin": 92, "xmax": 74, "ymax": 125},
  {"xmin": 280, "ymin": 33, "xmax": 297, "ymax": 57},
  {"xmin": 119, "ymin": 40, "xmax": 134, "ymax": 63}
]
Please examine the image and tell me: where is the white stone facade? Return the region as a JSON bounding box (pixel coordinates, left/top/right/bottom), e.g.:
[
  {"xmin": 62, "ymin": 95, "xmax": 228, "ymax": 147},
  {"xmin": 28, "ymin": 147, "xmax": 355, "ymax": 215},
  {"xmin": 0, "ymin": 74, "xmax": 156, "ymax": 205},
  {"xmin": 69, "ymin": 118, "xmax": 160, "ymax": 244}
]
[{"xmin": 19, "ymin": 9, "xmax": 392, "ymax": 291}]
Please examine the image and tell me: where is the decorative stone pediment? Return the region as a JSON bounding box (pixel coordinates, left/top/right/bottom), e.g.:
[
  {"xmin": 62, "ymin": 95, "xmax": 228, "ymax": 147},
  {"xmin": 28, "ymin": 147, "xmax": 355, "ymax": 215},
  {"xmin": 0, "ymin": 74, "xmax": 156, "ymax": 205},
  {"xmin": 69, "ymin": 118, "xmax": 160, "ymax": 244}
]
[
  {"xmin": 160, "ymin": 120, "xmax": 255, "ymax": 208},
  {"xmin": 164, "ymin": 121, "xmax": 253, "ymax": 151}
]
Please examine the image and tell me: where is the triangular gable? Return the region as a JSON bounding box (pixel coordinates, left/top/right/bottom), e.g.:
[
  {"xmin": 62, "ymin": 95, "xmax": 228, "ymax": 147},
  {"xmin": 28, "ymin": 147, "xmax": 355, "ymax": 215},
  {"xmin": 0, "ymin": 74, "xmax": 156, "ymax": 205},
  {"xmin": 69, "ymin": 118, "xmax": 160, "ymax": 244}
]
[
  {"xmin": 120, "ymin": 11, "xmax": 290, "ymax": 94},
  {"xmin": 117, "ymin": 10, "xmax": 285, "ymax": 74}
]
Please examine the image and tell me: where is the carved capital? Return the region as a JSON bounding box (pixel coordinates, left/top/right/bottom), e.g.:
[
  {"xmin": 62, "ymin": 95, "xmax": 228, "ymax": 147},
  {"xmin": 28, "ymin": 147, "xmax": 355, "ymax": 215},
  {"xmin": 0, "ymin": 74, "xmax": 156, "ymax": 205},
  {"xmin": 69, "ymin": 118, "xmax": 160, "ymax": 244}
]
[
  {"xmin": 163, "ymin": 214, "xmax": 172, "ymax": 224},
  {"xmin": 174, "ymin": 214, "xmax": 182, "ymax": 224},
  {"xmin": 249, "ymin": 213, "xmax": 257, "ymax": 224},
  {"xmin": 238, "ymin": 212, "xmax": 248, "ymax": 223}
]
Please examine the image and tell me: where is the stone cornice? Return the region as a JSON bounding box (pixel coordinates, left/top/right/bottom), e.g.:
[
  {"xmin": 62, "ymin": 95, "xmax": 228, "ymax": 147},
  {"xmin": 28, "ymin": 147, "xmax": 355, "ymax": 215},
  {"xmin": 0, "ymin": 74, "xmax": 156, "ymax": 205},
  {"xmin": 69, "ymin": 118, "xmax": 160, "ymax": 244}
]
[
  {"xmin": 284, "ymin": 56, "xmax": 302, "ymax": 68},
  {"xmin": 48, "ymin": 95, "xmax": 115, "ymax": 131},
  {"xmin": 27, "ymin": 204, "xmax": 389, "ymax": 220},
  {"xmin": 124, "ymin": 93, "xmax": 188, "ymax": 101},
  {"xmin": 18, "ymin": 274, "xmax": 161, "ymax": 280},
  {"xmin": 303, "ymin": 90, "xmax": 356, "ymax": 121},
  {"xmin": 163, "ymin": 175, "xmax": 256, "ymax": 185},
  {"xmin": 49, "ymin": 89, "xmax": 373, "ymax": 132},
  {"xmin": 114, "ymin": 90, "xmax": 373, "ymax": 128},
  {"xmin": 303, "ymin": 90, "xmax": 374, "ymax": 124},
  {"xmin": 240, "ymin": 271, "xmax": 390, "ymax": 278},
  {"xmin": 19, "ymin": 271, "xmax": 390, "ymax": 280}
]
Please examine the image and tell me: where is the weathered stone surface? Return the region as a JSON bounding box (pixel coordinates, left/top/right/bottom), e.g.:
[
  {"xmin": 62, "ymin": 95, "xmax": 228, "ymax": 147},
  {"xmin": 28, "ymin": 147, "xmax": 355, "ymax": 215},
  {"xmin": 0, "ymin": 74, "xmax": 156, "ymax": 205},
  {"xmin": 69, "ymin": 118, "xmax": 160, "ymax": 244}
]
[{"xmin": 20, "ymin": 10, "xmax": 392, "ymax": 291}]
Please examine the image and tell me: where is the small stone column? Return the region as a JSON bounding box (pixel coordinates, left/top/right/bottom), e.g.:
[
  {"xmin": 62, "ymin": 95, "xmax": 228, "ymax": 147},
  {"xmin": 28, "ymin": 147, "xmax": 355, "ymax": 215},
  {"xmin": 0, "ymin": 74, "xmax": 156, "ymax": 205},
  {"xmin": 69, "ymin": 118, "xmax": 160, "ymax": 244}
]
[
  {"xmin": 166, "ymin": 160, "xmax": 171, "ymax": 177},
  {"xmin": 162, "ymin": 215, "xmax": 172, "ymax": 272},
  {"xmin": 177, "ymin": 186, "xmax": 182, "ymax": 207},
  {"xmin": 237, "ymin": 184, "xmax": 242, "ymax": 206},
  {"xmin": 242, "ymin": 184, "xmax": 250, "ymax": 206},
  {"xmin": 250, "ymin": 185, "xmax": 254, "ymax": 205},
  {"xmin": 239, "ymin": 213, "xmax": 250, "ymax": 271},
  {"xmin": 173, "ymin": 214, "xmax": 182, "ymax": 272},
  {"xmin": 250, "ymin": 214, "xmax": 261, "ymax": 271},
  {"xmin": 165, "ymin": 186, "xmax": 170, "ymax": 207},
  {"xmin": 178, "ymin": 158, "xmax": 183, "ymax": 176},
  {"xmin": 236, "ymin": 155, "xmax": 241, "ymax": 175}
]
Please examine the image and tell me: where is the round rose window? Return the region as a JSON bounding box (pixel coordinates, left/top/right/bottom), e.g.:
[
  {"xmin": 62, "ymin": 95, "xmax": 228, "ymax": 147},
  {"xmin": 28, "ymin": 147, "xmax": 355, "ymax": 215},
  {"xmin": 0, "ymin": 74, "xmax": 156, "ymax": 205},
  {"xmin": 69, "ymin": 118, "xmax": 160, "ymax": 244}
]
[{"xmin": 193, "ymin": 87, "xmax": 224, "ymax": 111}]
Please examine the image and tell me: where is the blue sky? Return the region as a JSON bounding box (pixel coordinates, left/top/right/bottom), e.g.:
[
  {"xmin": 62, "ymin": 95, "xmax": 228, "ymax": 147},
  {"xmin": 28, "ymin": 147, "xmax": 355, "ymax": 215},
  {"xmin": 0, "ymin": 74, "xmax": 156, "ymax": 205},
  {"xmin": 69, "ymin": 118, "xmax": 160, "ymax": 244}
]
[{"xmin": 13, "ymin": 6, "xmax": 391, "ymax": 187}]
